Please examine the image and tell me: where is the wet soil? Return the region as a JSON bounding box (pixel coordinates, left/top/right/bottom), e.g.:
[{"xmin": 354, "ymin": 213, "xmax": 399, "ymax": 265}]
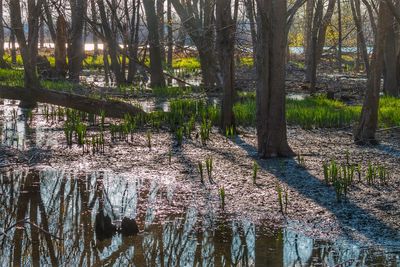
[{"xmin": 1, "ymin": 100, "xmax": 399, "ymax": 253}]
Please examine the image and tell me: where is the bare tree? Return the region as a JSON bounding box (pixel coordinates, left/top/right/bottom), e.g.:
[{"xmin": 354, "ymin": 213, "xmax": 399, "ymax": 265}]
[
  {"xmin": 304, "ymin": 0, "xmax": 336, "ymax": 91},
  {"xmin": 170, "ymin": 0, "xmax": 218, "ymax": 88},
  {"xmin": 256, "ymin": 0, "xmax": 298, "ymax": 157},
  {"xmin": 69, "ymin": 0, "xmax": 88, "ymax": 82},
  {"xmin": 143, "ymin": 0, "xmax": 166, "ymax": 87},
  {"xmin": 55, "ymin": 15, "xmax": 68, "ymax": 78},
  {"xmin": 355, "ymin": 1, "xmax": 391, "ymax": 144},
  {"xmin": 9, "ymin": 0, "xmax": 44, "ymax": 108},
  {"xmin": 217, "ymin": 0, "xmax": 236, "ymax": 131}
]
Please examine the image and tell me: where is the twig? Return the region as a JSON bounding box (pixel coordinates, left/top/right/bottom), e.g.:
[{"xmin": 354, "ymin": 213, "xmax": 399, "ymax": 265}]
[{"xmin": 377, "ymin": 126, "xmax": 400, "ymax": 132}]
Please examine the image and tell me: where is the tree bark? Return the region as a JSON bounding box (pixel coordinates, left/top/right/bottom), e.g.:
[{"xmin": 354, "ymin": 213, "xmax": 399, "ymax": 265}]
[
  {"xmin": 69, "ymin": 0, "xmax": 87, "ymax": 83},
  {"xmin": 256, "ymin": 0, "xmax": 294, "ymax": 158},
  {"xmin": 10, "ymin": 0, "xmax": 43, "ymax": 108},
  {"xmin": 55, "ymin": 15, "xmax": 68, "ymax": 78},
  {"xmin": 304, "ymin": 0, "xmax": 336, "ymax": 91},
  {"xmin": 143, "ymin": 0, "xmax": 166, "ymax": 88},
  {"xmin": 0, "ymin": 0, "xmax": 6, "ymax": 67},
  {"xmin": 350, "ymin": 0, "xmax": 370, "ymax": 73},
  {"xmin": 383, "ymin": 14, "xmax": 399, "ymax": 97},
  {"xmin": 170, "ymin": 0, "xmax": 218, "ymax": 88},
  {"xmin": 355, "ymin": 1, "xmax": 391, "ymax": 144},
  {"xmin": 217, "ymin": 0, "xmax": 236, "ymax": 131}
]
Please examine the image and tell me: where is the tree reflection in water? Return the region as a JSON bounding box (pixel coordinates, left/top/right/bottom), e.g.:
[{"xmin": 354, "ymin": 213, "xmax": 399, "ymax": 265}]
[{"xmin": 0, "ymin": 169, "xmax": 398, "ymax": 266}]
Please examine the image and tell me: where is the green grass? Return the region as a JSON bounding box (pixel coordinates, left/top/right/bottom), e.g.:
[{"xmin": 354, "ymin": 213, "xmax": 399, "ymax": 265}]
[
  {"xmin": 0, "ymin": 68, "xmax": 24, "ymax": 87},
  {"xmin": 233, "ymin": 95, "xmax": 400, "ymax": 129},
  {"xmin": 239, "ymin": 57, "xmax": 254, "ymax": 68},
  {"xmin": 0, "ymin": 68, "xmax": 78, "ymax": 92},
  {"xmin": 152, "ymin": 86, "xmax": 192, "ymax": 97},
  {"xmin": 172, "ymin": 57, "xmax": 200, "ymax": 70}
]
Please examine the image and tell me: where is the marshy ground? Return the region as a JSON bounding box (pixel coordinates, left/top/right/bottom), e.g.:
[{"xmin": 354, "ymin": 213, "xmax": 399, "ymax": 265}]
[{"xmin": 1, "ymin": 59, "xmax": 400, "ymax": 265}]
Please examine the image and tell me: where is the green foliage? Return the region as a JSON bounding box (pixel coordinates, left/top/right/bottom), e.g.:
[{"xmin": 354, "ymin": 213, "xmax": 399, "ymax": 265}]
[
  {"xmin": 252, "ymin": 161, "xmax": 259, "ymax": 184},
  {"xmin": 225, "ymin": 125, "xmax": 235, "ymax": 138},
  {"xmin": 233, "ymin": 96, "xmax": 400, "ymax": 129},
  {"xmin": 275, "ymin": 182, "xmax": 289, "ymax": 214},
  {"xmin": 176, "ymin": 127, "xmax": 184, "ymax": 146},
  {"xmin": 198, "ymin": 161, "xmax": 204, "ymax": 184},
  {"xmin": 146, "ymin": 130, "xmax": 152, "ymax": 150},
  {"xmin": 172, "ymin": 57, "xmax": 201, "ymax": 70},
  {"xmin": 205, "ymin": 156, "xmax": 213, "ymax": 183},
  {"xmin": 152, "ymin": 86, "xmax": 192, "ymax": 98},
  {"xmin": 239, "ymin": 57, "xmax": 254, "ymax": 68},
  {"xmin": 297, "ymin": 153, "xmax": 306, "ymax": 168},
  {"xmin": 219, "ymin": 187, "xmax": 226, "ymax": 210}
]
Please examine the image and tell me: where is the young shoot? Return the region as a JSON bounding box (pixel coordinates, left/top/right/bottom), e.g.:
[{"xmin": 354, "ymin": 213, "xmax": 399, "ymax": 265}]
[
  {"xmin": 253, "ymin": 161, "xmax": 259, "ymax": 184},
  {"xmin": 147, "ymin": 130, "xmax": 152, "ymax": 150},
  {"xmin": 219, "ymin": 187, "xmax": 226, "ymax": 210},
  {"xmin": 205, "ymin": 156, "xmax": 213, "ymax": 183},
  {"xmin": 198, "ymin": 161, "xmax": 204, "ymax": 184}
]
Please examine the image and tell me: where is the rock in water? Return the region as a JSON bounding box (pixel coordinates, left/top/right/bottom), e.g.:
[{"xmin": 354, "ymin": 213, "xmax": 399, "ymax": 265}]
[
  {"xmin": 120, "ymin": 217, "xmax": 139, "ymax": 236},
  {"xmin": 95, "ymin": 211, "xmax": 116, "ymax": 240}
]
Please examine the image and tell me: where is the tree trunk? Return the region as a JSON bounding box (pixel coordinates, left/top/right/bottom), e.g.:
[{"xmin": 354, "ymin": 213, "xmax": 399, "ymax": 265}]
[
  {"xmin": 55, "ymin": 15, "xmax": 68, "ymax": 78},
  {"xmin": 69, "ymin": 0, "xmax": 87, "ymax": 83},
  {"xmin": 167, "ymin": 0, "xmax": 173, "ymax": 85},
  {"xmin": 305, "ymin": 0, "xmax": 336, "ymax": 91},
  {"xmin": 157, "ymin": 0, "xmax": 166, "ymax": 62},
  {"xmin": 96, "ymin": 0, "xmax": 125, "ymax": 85},
  {"xmin": 143, "ymin": 0, "xmax": 166, "ymax": 88},
  {"xmin": 0, "ymin": 0, "xmax": 6, "ymax": 67},
  {"xmin": 355, "ymin": 2, "xmax": 391, "ymax": 144},
  {"xmin": 256, "ymin": 0, "xmax": 294, "ymax": 158},
  {"xmin": 127, "ymin": 0, "xmax": 141, "ymax": 83},
  {"xmin": 337, "ymin": 0, "xmax": 343, "ymax": 73},
  {"xmin": 10, "ymin": 32, "xmax": 17, "ymax": 65},
  {"xmin": 304, "ymin": 0, "xmax": 315, "ymax": 74},
  {"xmin": 10, "ymin": 0, "xmax": 43, "ymax": 108},
  {"xmin": 40, "ymin": 16, "xmax": 45, "ymax": 49},
  {"xmin": 90, "ymin": 0, "xmax": 99, "ymax": 58},
  {"xmin": 350, "ymin": 0, "xmax": 370, "ymax": 73},
  {"xmin": 383, "ymin": 14, "xmax": 399, "ymax": 97},
  {"xmin": 245, "ymin": 0, "xmax": 257, "ymax": 60},
  {"xmin": 217, "ymin": 0, "xmax": 236, "ymax": 131},
  {"xmin": 0, "ymin": 86, "xmax": 145, "ymax": 118}
]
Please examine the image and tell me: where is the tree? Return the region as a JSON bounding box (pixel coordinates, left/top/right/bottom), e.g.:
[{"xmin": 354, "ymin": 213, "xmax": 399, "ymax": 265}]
[
  {"xmin": 170, "ymin": 0, "xmax": 219, "ymax": 88},
  {"xmin": 355, "ymin": 1, "xmax": 391, "ymax": 144},
  {"xmin": 256, "ymin": 0, "xmax": 301, "ymax": 157},
  {"xmin": 143, "ymin": 0, "xmax": 166, "ymax": 88},
  {"xmin": 217, "ymin": 0, "xmax": 236, "ymax": 131},
  {"xmin": 9, "ymin": 0, "xmax": 43, "ymax": 108},
  {"xmin": 69, "ymin": 0, "xmax": 87, "ymax": 82},
  {"xmin": 55, "ymin": 15, "xmax": 68, "ymax": 78},
  {"xmin": 304, "ymin": 0, "xmax": 336, "ymax": 91},
  {"xmin": 0, "ymin": 0, "xmax": 7, "ymax": 67}
]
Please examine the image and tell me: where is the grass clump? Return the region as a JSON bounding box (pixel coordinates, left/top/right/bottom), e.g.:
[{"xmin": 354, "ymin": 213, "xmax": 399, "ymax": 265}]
[
  {"xmin": 275, "ymin": 182, "xmax": 289, "ymax": 214},
  {"xmin": 252, "ymin": 161, "xmax": 259, "ymax": 184},
  {"xmin": 152, "ymin": 86, "xmax": 192, "ymax": 98},
  {"xmin": 233, "ymin": 96, "xmax": 400, "ymax": 129},
  {"xmin": 205, "ymin": 156, "xmax": 214, "ymax": 183},
  {"xmin": 172, "ymin": 57, "xmax": 201, "ymax": 70},
  {"xmin": 219, "ymin": 187, "xmax": 226, "ymax": 210}
]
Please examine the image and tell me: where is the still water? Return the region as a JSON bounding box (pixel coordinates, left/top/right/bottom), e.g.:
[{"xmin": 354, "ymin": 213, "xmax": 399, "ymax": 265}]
[{"xmin": 0, "ymin": 169, "xmax": 398, "ymax": 266}]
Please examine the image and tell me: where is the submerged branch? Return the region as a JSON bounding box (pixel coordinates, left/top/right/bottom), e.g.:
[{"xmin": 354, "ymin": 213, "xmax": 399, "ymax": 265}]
[{"xmin": 0, "ymin": 86, "xmax": 145, "ymax": 118}]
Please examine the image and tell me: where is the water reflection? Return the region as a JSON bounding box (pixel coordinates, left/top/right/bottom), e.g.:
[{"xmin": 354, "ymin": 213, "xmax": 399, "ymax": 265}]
[{"xmin": 0, "ymin": 169, "xmax": 398, "ymax": 266}]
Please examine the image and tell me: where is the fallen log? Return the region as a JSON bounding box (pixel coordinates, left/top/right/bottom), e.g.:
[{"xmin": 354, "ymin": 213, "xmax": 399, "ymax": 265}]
[{"xmin": 0, "ymin": 86, "xmax": 145, "ymax": 118}]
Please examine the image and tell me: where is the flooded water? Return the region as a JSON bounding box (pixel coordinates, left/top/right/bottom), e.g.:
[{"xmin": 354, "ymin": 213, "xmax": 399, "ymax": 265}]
[{"xmin": 0, "ymin": 169, "xmax": 398, "ymax": 266}]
